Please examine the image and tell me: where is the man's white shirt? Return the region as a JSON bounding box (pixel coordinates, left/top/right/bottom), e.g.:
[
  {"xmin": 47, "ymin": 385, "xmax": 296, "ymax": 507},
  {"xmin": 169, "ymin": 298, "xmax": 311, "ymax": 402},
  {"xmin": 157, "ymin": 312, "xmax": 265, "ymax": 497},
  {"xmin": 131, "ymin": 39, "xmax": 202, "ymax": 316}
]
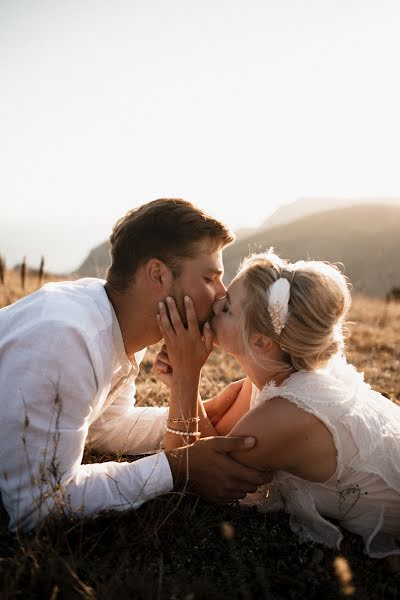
[{"xmin": 0, "ymin": 278, "xmax": 172, "ymax": 530}]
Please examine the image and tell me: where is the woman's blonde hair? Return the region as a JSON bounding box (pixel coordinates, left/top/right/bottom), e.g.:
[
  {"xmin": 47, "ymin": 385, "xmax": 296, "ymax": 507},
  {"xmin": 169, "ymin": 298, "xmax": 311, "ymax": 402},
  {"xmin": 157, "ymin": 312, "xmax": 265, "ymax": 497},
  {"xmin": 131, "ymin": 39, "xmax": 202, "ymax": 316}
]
[{"xmin": 237, "ymin": 249, "xmax": 352, "ymax": 371}]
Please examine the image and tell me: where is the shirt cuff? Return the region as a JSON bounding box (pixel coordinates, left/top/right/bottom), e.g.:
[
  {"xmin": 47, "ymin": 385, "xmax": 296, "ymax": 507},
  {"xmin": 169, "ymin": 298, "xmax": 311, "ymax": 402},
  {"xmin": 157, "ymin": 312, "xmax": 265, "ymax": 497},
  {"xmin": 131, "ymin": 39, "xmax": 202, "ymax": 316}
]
[{"xmin": 128, "ymin": 451, "xmax": 173, "ymax": 503}]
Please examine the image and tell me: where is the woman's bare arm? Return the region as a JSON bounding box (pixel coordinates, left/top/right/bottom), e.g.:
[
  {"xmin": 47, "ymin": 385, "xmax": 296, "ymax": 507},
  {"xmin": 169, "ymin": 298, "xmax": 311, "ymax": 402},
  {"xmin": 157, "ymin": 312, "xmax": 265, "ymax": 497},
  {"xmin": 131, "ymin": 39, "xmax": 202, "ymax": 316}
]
[
  {"xmin": 153, "ymin": 335, "xmax": 251, "ymax": 439},
  {"xmin": 157, "ymin": 296, "xmax": 214, "ymax": 450},
  {"xmin": 227, "ymin": 396, "xmax": 337, "ymax": 482},
  {"xmin": 212, "ymin": 377, "xmax": 253, "ymax": 435}
]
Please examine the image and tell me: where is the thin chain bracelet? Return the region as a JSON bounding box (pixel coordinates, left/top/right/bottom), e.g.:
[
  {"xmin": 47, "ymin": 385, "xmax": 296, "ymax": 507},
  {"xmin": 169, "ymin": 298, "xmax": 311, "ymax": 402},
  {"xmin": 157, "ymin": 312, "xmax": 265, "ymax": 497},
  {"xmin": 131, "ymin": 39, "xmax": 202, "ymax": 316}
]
[
  {"xmin": 165, "ymin": 426, "xmax": 201, "ymax": 440},
  {"xmin": 167, "ymin": 416, "xmax": 200, "ymax": 424}
]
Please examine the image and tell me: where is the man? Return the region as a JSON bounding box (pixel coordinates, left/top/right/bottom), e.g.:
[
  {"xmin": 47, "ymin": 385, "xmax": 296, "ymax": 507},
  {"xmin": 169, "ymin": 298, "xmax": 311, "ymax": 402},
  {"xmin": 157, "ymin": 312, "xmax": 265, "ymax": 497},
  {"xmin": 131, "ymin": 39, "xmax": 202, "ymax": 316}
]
[{"xmin": 0, "ymin": 198, "xmax": 266, "ymax": 531}]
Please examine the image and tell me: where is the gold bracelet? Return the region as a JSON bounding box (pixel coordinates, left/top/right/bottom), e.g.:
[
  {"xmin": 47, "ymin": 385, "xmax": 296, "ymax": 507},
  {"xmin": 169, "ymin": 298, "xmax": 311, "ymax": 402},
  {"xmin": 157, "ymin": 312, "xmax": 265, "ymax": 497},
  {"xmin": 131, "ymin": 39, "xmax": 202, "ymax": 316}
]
[
  {"xmin": 165, "ymin": 426, "xmax": 201, "ymax": 440},
  {"xmin": 167, "ymin": 416, "xmax": 200, "ymax": 424}
]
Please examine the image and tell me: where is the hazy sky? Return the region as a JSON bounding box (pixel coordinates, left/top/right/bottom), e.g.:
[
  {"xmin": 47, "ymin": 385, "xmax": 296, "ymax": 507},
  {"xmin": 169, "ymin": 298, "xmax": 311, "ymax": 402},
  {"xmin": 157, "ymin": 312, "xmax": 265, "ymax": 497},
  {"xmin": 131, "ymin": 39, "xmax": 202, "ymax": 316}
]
[{"xmin": 1, "ymin": 0, "xmax": 400, "ymax": 272}]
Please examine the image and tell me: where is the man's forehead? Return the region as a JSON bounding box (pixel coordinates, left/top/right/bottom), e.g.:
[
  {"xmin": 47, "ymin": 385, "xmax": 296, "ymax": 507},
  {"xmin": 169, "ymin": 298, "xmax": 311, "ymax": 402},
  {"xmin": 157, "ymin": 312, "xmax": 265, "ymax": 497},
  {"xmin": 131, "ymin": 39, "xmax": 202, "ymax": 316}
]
[{"xmin": 197, "ymin": 250, "xmax": 224, "ymax": 272}]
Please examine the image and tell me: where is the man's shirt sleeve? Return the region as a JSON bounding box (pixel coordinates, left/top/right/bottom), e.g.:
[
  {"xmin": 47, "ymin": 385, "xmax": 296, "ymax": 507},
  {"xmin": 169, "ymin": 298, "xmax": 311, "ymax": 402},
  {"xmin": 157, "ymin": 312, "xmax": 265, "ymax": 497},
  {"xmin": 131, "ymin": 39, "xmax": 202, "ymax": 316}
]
[
  {"xmin": 0, "ymin": 321, "xmax": 173, "ymax": 531},
  {"xmin": 86, "ymin": 384, "xmax": 169, "ymax": 455}
]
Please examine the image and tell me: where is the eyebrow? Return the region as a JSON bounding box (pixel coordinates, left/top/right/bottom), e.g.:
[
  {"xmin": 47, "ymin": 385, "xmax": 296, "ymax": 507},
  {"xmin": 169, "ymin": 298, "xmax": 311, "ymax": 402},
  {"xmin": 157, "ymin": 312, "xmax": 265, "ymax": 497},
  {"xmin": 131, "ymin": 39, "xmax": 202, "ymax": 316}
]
[{"xmin": 206, "ymin": 268, "xmax": 224, "ymax": 276}]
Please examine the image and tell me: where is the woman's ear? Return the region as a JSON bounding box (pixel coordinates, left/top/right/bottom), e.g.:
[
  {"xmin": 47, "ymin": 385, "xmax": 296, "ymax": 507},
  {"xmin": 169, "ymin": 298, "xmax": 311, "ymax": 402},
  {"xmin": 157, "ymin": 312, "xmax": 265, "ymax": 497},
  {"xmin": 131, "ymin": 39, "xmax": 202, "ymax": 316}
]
[
  {"xmin": 250, "ymin": 333, "xmax": 273, "ymax": 354},
  {"xmin": 145, "ymin": 259, "xmax": 173, "ymax": 290}
]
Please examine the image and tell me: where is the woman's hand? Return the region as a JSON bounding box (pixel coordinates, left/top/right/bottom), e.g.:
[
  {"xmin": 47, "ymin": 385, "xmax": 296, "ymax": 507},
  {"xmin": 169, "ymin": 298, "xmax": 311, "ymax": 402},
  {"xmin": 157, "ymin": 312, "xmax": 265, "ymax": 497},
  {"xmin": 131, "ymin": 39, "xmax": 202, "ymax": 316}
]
[
  {"xmin": 157, "ymin": 295, "xmax": 214, "ymax": 379},
  {"xmin": 153, "ymin": 344, "xmax": 173, "ymax": 388},
  {"xmin": 203, "ymin": 379, "xmax": 245, "ymax": 426}
]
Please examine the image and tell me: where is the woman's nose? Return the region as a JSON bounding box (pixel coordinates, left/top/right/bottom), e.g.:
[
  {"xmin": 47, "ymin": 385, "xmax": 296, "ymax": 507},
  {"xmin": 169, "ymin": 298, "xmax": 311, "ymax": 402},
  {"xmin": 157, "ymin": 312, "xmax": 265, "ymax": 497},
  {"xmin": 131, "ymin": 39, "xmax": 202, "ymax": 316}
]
[{"xmin": 212, "ymin": 297, "xmax": 226, "ymax": 315}]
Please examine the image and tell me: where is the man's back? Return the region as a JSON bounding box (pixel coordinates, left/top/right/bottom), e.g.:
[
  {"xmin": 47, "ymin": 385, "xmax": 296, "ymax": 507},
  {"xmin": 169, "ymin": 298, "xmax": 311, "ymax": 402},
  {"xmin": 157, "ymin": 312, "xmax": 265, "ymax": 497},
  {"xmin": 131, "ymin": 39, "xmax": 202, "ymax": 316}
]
[{"xmin": 0, "ymin": 279, "xmax": 171, "ymax": 530}]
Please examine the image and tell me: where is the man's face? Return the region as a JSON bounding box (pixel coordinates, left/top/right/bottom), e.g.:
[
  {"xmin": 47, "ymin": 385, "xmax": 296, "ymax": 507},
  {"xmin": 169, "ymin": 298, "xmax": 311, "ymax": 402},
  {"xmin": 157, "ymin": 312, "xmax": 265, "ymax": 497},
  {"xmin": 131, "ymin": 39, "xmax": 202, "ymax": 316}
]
[{"xmin": 168, "ymin": 242, "xmax": 227, "ymax": 327}]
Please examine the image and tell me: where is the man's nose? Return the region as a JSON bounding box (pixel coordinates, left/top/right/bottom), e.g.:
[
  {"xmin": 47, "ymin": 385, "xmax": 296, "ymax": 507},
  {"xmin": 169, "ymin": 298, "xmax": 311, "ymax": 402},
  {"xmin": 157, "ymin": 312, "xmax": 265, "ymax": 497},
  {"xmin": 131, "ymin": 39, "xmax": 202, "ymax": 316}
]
[{"xmin": 215, "ymin": 279, "xmax": 227, "ymax": 300}]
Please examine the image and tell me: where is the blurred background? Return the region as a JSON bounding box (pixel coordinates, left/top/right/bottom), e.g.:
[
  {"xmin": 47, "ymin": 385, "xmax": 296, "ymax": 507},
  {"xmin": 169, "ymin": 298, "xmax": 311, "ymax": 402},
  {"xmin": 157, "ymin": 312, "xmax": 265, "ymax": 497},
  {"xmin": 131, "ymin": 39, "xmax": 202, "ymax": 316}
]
[{"xmin": 1, "ymin": 0, "xmax": 399, "ymax": 294}]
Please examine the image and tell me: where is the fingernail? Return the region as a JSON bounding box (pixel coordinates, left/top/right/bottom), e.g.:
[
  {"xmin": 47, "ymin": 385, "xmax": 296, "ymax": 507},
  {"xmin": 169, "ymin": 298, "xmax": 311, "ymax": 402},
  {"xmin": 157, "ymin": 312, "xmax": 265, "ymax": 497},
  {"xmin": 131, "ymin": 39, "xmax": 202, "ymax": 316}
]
[
  {"xmin": 166, "ymin": 296, "xmax": 173, "ymax": 303},
  {"xmin": 184, "ymin": 295, "xmax": 190, "ymax": 303},
  {"xmin": 158, "ymin": 301, "xmax": 164, "ymax": 309},
  {"xmin": 244, "ymin": 436, "xmax": 256, "ymax": 448},
  {"xmin": 205, "ymin": 322, "xmax": 210, "ymax": 329}
]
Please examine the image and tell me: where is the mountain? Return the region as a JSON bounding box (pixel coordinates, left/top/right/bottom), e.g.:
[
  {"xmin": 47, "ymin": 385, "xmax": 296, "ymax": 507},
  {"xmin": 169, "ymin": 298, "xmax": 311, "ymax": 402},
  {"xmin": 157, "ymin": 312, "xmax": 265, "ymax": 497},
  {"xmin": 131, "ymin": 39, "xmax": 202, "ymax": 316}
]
[
  {"xmin": 76, "ymin": 203, "xmax": 400, "ymax": 297},
  {"xmin": 233, "ymin": 227, "xmax": 259, "ymax": 240},
  {"xmin": 222, "ymin": 204, "xmax": 400, "ymax": 296},
  {"xmin": 77, "ymin": 242, "xmax": 111, "ymax": 279},
  {"xmin": 260, "ymin": 197, "xmax": 400, "ymax": 232}
]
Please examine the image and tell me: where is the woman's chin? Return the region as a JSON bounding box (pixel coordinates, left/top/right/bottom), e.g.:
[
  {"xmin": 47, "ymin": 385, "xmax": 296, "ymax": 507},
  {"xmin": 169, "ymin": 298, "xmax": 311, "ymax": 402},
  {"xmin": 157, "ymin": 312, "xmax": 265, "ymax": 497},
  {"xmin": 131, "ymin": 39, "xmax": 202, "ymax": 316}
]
[{"xmin": 210, "ymin": 324, "xmax": 223, "ymax": 348}]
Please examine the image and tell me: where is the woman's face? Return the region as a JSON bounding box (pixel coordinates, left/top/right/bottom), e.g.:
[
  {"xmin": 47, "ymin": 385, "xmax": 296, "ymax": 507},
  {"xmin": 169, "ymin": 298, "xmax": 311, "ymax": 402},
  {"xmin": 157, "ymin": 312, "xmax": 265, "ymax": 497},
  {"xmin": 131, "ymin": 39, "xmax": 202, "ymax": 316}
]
[{"xmin": 210, "ymin": 273, "xmax": 247, "ymax": 355}]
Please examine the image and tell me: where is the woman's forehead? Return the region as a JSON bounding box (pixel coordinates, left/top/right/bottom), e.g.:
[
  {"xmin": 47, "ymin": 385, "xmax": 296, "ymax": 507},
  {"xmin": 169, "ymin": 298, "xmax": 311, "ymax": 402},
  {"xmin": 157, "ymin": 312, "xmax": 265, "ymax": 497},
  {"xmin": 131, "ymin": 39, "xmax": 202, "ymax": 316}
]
[{"xmin": 228, "ymin": 275, "xmax": 247, "ymax": 303}]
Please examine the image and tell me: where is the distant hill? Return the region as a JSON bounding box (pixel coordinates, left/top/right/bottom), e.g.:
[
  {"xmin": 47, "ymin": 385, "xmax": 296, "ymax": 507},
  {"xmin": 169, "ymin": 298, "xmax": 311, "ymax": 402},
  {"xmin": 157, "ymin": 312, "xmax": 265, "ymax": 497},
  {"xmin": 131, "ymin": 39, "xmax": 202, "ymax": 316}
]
[
  {"xmin": 77, "ymin": 242, "xmax": 111, "ymax": 279},
  {"xmin": 222, "ymin": 204, "xmax": 400, "ymax": 296},
  {"xmin": 233, "ymin": 227, "xmax": 259, "ymax": 240},
  {"xmin": 260, "ymin": 196, "xmax": 400, "ymax": 231},
  {"xmin": 77, "ymin": 203, "xmax": 400, "ymax": 297},
  {"xmin": 76, "ymin": 226, "xmax": 260, "ymax": 277}
]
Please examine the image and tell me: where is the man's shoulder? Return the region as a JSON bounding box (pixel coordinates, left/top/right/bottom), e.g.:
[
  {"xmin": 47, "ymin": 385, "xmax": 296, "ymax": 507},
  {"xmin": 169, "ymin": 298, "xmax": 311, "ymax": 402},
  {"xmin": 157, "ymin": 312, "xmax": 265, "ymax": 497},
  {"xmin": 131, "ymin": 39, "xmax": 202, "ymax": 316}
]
[
  {"xmin": 1, "ymin": 278, "xmax": 112, "ymax": 340},
  {"xmin": 41, "ymin": 277, "xmax": 106, "ymax": 298},
  {"xmin": 42, "ymin": 278, "xmax": 112, "ymax": 330}
]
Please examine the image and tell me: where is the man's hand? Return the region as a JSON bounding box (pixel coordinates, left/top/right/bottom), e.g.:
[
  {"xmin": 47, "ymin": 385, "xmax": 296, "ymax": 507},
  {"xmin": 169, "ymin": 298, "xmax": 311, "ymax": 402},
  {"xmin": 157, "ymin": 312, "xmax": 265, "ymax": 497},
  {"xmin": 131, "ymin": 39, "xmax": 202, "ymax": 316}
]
[
  {"xmin": 165, "ymin": 436, "xmax": 273, "ymax": 504},
  {"xmin": 203, "ymin": 380, "xmax": 245, "ymax": 426}
]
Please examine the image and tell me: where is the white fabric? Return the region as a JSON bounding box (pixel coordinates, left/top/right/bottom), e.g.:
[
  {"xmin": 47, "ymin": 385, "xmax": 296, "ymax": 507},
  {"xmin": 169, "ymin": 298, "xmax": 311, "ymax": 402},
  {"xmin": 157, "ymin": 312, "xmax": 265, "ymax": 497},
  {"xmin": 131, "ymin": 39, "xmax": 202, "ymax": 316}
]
[
  {"xmin": 0, "ymin": 278, "xmax": 172, "ymax": 531},
  {"xmin": 242, "ymin": 355, "xmax": 400, "ymax": 557}
]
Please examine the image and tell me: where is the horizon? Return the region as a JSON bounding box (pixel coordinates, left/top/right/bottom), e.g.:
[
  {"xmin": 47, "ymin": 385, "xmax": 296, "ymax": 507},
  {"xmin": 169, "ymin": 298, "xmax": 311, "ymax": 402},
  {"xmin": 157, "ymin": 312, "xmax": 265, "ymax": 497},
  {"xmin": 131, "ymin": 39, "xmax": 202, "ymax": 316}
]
[
  {"xmin": 2, "ymin": 196, "xmax": 399, "ymax": 275},
  {"xmin": 2, "ymin": 1, "xmax": 400, "ymax": 272}
]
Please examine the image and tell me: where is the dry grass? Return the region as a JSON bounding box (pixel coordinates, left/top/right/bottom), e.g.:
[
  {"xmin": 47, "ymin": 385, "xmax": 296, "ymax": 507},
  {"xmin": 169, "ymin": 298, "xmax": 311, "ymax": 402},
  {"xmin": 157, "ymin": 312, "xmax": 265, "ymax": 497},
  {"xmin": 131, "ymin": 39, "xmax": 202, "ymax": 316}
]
[
  {"xmin": 1, "ymin": 271, "xmax": 400, "ymax": 599},
  {"xmin": 0, "ymin": 267, "xmax": 65, "ymax": 308},
  {"xmin": 345, "ymin": 294, "xmax": 400, "ymax": 403}
]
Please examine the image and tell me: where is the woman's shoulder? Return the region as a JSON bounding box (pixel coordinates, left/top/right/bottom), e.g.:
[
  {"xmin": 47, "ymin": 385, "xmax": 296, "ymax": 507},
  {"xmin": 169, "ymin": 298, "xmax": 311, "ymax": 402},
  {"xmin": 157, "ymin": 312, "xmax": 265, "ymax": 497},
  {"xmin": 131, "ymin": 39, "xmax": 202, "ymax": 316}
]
[
  {"xmin": 230, "ymin": 393, "xmax": 328, "ymax": 472},
  {"xmin": 253, "ymin": 355, "xmax": 364, "ymax": 412}
]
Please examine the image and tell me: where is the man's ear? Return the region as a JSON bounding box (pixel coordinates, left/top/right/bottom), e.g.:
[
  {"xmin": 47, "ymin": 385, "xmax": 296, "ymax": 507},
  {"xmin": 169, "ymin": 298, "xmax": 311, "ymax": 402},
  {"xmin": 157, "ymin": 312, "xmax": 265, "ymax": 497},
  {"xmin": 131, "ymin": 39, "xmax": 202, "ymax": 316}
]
[
  {"xmin": 145, "ymin": 259, "xmax": 173, "ymax": 290},
  {"xmin": 250, "ymin": 333, "xmax": 273, "ymax": 354}
]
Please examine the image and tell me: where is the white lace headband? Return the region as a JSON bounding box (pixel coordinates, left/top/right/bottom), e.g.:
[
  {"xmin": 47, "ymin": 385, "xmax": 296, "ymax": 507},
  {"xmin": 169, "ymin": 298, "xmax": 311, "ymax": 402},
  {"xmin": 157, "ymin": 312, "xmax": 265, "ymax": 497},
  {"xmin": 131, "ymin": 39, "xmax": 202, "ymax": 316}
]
[{"xmin": 267, "ymin": 277, "xmax": 291, "ymax": 336}]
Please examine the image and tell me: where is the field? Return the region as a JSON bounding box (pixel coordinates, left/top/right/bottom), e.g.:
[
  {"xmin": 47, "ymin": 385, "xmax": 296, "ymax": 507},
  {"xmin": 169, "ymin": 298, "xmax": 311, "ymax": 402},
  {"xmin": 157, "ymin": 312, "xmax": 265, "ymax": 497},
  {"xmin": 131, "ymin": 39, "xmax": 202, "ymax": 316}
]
[{"xmin": 1, "ymin": 271, "xmax": 400, "ymax": 599}]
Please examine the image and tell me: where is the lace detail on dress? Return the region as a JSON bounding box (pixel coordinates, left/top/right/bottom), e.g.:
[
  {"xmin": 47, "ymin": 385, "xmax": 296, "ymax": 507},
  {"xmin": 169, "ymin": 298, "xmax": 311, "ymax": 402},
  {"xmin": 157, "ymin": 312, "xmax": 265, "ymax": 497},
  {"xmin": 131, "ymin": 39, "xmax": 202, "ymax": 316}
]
[
  {"xmin": 254, "ymin": 354, "xmax": 365, "ymax": 414},
  {"xmin": 252, "ymin": 380, "xmax": 277, "ymax": 407},
  {"xmin": 243, "ymin": 354, "xmax": 400, "ymax": 557}
]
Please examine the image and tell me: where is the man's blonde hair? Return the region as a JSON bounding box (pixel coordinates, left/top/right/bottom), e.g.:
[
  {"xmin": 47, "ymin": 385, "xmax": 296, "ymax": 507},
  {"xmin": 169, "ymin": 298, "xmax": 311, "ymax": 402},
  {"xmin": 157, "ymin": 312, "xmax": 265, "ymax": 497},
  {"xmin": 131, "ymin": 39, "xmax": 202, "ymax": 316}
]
[{"xmin": 238, "ymin": 249, "xmax": 351, "ymax": 371}]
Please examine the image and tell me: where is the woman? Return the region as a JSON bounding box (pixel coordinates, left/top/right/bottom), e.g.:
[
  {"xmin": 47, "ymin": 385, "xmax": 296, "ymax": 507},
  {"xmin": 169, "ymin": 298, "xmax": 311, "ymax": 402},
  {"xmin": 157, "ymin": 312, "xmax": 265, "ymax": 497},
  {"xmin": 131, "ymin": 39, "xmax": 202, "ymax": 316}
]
[{"xmin": 155, "ymin": 250, "xmax": 400, "ymax": 557}]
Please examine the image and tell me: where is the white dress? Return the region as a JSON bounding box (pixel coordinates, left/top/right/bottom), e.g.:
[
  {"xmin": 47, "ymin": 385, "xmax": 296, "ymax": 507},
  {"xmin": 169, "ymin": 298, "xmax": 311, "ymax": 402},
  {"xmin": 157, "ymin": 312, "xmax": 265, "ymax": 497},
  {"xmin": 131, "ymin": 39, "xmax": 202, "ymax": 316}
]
[{"xmin": 242, "ymin": 355, "xmax": 400, "ymax": 558}]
